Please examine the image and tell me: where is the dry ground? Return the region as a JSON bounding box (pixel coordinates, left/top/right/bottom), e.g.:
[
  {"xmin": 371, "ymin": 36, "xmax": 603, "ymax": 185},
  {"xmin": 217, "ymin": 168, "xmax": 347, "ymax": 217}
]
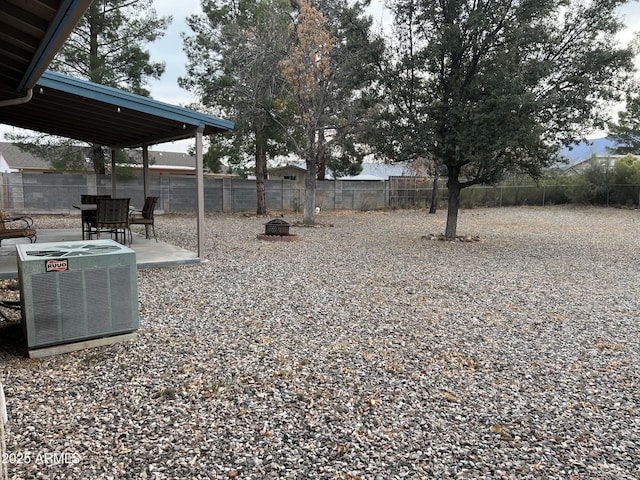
[{"xmin": 0, "ymin": 206, "xmax": 638, "ymax": 479}]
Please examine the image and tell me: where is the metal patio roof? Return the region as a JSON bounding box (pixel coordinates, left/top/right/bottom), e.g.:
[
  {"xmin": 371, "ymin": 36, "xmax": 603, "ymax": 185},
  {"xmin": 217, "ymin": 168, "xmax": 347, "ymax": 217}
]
[
  {"xmin": 0, "ymin": 1, "xmax": 233, "ymax": 149},
  {"xmin": 0, "ymin": 0, "xmax": 93, "ymax": 95},
  {"xmin": 0, "ymin": 70, "xmax": 234, "ymax": 148}
]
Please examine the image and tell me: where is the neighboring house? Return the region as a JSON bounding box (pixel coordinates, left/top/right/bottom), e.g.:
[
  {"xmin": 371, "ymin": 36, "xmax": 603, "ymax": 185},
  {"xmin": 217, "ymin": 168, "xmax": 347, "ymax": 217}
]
[
  {"xmin": 565, "ymin": 154, "xmax": 638, "ymax": 175},
  {"xmin": 269, "ymin": 161, "xmax": 410, "ymax": 182},
  {"xmin": 268, "ymin": 164, "xmax": 307, "ymax": 185},
  {"xmin": 0, "ymin": 142, "xmax": 234, "ymax": 176}
]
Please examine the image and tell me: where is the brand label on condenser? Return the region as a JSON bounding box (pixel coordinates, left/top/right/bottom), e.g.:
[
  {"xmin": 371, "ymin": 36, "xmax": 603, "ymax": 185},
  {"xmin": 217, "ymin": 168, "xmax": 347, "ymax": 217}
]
[{"xmin": 45, "ymin": 259, "xmax": 68, "ymax": 272}]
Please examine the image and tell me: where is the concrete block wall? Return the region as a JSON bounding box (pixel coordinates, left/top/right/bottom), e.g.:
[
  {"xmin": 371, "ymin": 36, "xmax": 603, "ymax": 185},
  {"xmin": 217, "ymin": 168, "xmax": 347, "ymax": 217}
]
[
  {"xmin": 22, "ymin": 173, "xmax": 88, "ymax": 211},
  {"xmin": 1, "ymin": 172, "xmax": 390, "ymax": 214}
]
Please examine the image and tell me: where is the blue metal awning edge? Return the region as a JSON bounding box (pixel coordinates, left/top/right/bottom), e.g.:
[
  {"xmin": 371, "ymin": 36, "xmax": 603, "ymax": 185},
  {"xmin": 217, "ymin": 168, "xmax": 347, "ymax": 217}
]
[
  {"xmin": 18, "ymin": 0, "xmax": 94, "ymax": 92},
  {"xmin": 37, "ymin": 70, "xmax": 235, "ymax": 132}
]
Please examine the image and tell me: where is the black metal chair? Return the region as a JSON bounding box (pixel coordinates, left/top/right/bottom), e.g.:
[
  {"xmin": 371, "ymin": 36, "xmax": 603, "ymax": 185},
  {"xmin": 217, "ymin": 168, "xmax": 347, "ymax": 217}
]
[
  {"xmin": 81, "ymin": 194, "xmax": 110, "ymax": 240},
  {"xmin": 129, "ymin": 196, "xmax": 158, "ymax": 242},
  {"xmin": 92, "ymin": 198, "xmax": 130, "ymax": 245}
]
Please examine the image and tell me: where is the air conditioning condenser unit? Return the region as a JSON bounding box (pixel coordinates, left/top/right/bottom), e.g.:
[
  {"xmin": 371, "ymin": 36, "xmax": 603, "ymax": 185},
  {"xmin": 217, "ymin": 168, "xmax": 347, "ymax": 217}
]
[{"xmin": 16, "ymin": 239, "xmax": 139, "ymax": 356}]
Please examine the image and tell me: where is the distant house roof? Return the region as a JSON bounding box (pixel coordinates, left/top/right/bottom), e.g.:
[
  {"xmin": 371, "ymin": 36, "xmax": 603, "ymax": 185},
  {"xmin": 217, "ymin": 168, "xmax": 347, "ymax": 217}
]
[
  {"xmin": 284, "ymin": 161, "xmax": 409, "ymax": 180},
  {"xmin": 0, "ymin": 141, "xmax": 208, "ymax": 173},
  {"xmin": 0, "ymin": 142, "xmax": 49, "ymax": 172},
  {"xmin": 565, "ymin": 154, "xmax": 637, "ymax": 175}
]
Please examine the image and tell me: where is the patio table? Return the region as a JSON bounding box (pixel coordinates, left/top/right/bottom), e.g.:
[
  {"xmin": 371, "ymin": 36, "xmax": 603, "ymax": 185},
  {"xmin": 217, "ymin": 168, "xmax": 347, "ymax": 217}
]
[{"xmin": 73, "ymin": 204, "xmax": 96, "ymax": 240}]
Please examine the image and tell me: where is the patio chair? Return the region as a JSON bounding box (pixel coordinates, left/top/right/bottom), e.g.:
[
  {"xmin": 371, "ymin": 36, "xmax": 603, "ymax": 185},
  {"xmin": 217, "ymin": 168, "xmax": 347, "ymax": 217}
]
[
  {"xmin": 0, "ymin": 213, "xmax": 37, "ymax": 246},
  {"xmin": 129, "ymin": 196, "xmax": 158, "ymax": 242},
  {"xmin": 92, "ymin": 197, "xmax": 130, "ymax": 245},
  {"xmin": 81, "ymin": 194, "xmax": 110, "ymax": 240}
]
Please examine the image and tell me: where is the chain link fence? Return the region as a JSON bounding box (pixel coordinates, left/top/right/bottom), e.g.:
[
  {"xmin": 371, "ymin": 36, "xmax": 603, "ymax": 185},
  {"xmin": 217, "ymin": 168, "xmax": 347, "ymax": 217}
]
[{"xmin": 389, "ymin": 177, "xmax": 640, "ymax": 209}]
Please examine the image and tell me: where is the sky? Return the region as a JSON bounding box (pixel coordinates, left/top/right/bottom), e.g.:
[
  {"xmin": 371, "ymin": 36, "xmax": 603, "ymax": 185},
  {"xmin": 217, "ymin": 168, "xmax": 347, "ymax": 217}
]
[
  {"xmin": 1, "ymin": 1, "xmax": 638, "ymax": 153},
  {"xmin": 146, "ymin": 0, "xmax": 640, "ymax": 152},
  {"xmin": 146, "ymin": 0, "xmax": 390, "ymax": 152}
]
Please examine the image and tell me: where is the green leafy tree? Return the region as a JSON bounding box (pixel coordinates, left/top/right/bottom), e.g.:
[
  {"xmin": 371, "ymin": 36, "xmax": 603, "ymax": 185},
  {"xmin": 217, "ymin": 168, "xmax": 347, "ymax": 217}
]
[
  {"xmin": 6, "ymin": 0, "xmax": 171, "ymax": 174},
  {"xmin": 609, "ymin": 92, "xmax": 640, "ymax": 155},
  {"xmin": 202, "ymin": 139, "xmax": 227, "ymax": 174},
  {"xmin": 181, "ymin": 0, "xmax": 293, "ymax": 215},
  {"xmin": 612, "ymin": 154, "xmax": 640, "ymax": 206},
  {"xmin": 568, "ymin": 156, "xmax": 614, "ymax": 205},
  {"xmin": 614, "ymin": 154, "xmax": 640, "ymax": 184},
  {"xmin": 377, "ymin": 0, "xmax": 635, "ymax": 237}
]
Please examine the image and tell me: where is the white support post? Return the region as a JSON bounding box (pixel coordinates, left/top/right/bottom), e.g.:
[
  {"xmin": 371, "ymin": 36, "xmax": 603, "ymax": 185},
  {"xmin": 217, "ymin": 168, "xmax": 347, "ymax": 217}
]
[
  {"xmin": 196, "ymin": 128, "xmax": 205, "ymax": 258},
  {"xmin": 142, "ymin": 145, "xmax": 151, "ymax": 238},
  {"xmin": 142, "ymin": 146, "xmax": 150, "ymax": 199},
  {"xmin": 111, "ymin": 149, "xmax": 117, "ymax": 197}
]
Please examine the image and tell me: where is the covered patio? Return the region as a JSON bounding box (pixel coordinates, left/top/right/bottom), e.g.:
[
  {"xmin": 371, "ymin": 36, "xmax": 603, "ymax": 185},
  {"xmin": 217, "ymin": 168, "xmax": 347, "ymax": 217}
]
[{"xmin": 0, "ymin": 1, "xmax": 234, "ymax": 260}]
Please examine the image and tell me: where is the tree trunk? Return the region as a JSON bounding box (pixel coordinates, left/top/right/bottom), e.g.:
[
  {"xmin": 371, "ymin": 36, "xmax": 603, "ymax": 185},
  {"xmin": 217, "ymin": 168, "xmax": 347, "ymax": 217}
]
[
  {"xmin": 445, "ymin": 168, "xmax": 461, "ymax": 238},
  {"xmin": 317, "ymin": 128, "xmax": 326, "ymax": 181},
  {"xmin": 255, "ymin": 123, "xmax": 267, "ymax": 215},
  {"xmin": 303, "ymin": 127, "xmax": 318, "ymax": 224},
  {"xmin": 91, "ymin": 145, "xmax": 106, "ymax": 175},
  {"xmin": 429, "ymin": 171, "xmax": 439, "ymax": 214},
  {"xmin": 303, "ymin": 158, "xmax": 317, "ymax": 224},
  {"xmin": 88, "ymin": 4, "xmax": 100, "ymax": 83}
]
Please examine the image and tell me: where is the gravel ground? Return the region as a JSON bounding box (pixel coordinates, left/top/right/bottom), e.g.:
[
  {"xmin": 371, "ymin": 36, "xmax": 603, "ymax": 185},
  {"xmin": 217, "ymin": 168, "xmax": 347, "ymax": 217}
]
[{"xmin": 0, "ymin": 205, "xmax": 639, "ymax": 479}]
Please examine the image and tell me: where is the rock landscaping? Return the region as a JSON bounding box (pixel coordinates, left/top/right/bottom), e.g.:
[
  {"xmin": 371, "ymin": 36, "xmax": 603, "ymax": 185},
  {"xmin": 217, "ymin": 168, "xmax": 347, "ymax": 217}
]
[{"xmin": 0, "ymin": 206, "xmax": 638, "ymax": 479}]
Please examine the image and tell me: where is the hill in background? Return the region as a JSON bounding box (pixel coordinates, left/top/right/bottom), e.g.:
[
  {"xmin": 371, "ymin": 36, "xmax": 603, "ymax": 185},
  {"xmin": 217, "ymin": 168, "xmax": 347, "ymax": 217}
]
[{"xmin": 559, "ymin": 137, "xmax": 619, "ymax": 165}]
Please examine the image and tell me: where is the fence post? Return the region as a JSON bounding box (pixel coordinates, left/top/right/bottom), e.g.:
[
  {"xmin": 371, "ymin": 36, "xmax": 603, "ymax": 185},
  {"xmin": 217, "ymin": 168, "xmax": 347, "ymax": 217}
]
[
  {"xmin": 542, "ymin": 185, "xmax": 546, "ymax": 206},
  {"xmin": 222, "ymin": 178, "xmax": 232, "ymax": 213}
]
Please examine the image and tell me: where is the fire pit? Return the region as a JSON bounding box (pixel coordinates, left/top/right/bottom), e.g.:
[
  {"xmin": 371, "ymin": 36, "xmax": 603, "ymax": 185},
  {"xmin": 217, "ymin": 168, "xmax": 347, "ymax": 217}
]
[
  {"xmin": 264, "ymin": 218, "xmax": 291, "ymax": 236},
  {"xmin": 257, "ymin": 219, "xmax": 301, "ymax": 241}
]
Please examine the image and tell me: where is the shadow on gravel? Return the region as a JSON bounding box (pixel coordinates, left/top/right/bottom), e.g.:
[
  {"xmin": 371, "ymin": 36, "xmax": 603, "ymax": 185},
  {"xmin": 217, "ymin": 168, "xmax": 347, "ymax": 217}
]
[{"xmin": 0, "ymin": 322, "xmax": 28, "ymax": 358}]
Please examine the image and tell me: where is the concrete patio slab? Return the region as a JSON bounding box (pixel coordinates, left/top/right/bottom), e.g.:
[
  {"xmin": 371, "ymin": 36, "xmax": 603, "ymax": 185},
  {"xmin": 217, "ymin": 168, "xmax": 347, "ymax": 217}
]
[{"xmin": 0, "ymin": 229, "xmax": 199, "ymax": 279}]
